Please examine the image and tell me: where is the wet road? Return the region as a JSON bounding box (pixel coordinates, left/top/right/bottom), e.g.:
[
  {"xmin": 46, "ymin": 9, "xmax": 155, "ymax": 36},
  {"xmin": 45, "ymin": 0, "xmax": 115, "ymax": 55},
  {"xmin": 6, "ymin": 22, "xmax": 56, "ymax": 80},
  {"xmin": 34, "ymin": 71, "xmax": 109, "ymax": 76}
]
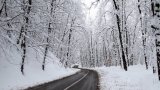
[{"xmin": 26, "ymin": 69, "xmax": 99, "ymax": 90}]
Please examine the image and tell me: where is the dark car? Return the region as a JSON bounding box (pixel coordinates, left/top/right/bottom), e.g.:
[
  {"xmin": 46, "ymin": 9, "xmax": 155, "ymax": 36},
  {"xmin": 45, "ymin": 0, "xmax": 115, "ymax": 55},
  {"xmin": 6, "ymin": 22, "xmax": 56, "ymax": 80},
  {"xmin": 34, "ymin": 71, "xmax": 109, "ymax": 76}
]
[{"xmin": 72, "ymin": 65, "xmax": 79, "ymax": 68}]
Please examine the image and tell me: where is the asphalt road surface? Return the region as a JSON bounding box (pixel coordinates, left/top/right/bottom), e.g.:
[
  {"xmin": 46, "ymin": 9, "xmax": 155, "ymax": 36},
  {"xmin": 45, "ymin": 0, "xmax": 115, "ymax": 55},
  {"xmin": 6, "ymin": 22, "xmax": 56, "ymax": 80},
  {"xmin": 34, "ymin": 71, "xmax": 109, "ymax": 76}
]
[{"xmin": 26, "ymin": 69, "xmax": 99, "ymax": 90}]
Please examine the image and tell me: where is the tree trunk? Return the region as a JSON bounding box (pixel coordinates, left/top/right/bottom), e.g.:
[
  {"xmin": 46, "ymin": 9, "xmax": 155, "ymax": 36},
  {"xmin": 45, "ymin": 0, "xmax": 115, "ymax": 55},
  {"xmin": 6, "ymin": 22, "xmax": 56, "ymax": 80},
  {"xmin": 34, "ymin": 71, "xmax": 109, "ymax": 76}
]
[
  {"xmin": 151, "ymin": 0, "xmax": 160, "ymax": 80},
  {"xmin": 42, "ymin": 0, "xmax": 55, "ymax": 70},
  {"xmin": 113, "ymin": 0, "xmax": 127, "ymax": 71},
  {"xmin": 20, "ymin": 0, "xmax": 32, "ymax": 74},
  {"xmin": 137, "ymin": 0, "xmax": 148, "ymax": 69},
  {"xmin": 155, "ymin": 38, "xmax": 160, "ymax": 80}
]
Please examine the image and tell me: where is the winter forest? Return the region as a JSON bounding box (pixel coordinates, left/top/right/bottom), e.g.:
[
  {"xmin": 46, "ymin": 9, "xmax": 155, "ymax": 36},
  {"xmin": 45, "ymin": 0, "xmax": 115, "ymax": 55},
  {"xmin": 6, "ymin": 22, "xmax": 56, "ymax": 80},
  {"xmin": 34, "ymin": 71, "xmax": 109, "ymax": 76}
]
[{"xmin": 0, "ymin": 0, "xmax": 160, "ymax": 90}]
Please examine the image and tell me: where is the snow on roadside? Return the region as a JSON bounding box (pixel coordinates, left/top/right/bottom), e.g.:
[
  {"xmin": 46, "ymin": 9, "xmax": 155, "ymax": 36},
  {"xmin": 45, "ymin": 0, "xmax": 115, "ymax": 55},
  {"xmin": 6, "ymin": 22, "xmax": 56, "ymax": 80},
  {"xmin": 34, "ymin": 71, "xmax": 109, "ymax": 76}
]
[
  {"xmin": 95, "ymin": 65, "xmax": 160, "ymax": 90},
  {"xmin": 0, "ymin": 47, "xmax": 80, "ymax": 90}
]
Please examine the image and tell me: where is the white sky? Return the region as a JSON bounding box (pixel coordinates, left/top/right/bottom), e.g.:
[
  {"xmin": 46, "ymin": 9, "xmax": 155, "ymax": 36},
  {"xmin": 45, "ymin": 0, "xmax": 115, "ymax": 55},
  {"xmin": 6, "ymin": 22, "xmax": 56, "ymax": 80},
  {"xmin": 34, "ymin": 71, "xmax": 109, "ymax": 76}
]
[{"xmin": 81, "ymin": 0, "xmax": 99, "ymax": 25}]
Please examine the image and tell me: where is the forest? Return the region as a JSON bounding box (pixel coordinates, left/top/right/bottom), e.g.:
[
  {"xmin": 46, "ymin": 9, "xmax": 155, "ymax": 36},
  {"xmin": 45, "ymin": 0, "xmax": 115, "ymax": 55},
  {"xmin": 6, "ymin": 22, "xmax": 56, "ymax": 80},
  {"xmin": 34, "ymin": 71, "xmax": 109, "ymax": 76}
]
[{"xmin": 0, "ymin": 0, "xmax": 160, "ymax": 89}]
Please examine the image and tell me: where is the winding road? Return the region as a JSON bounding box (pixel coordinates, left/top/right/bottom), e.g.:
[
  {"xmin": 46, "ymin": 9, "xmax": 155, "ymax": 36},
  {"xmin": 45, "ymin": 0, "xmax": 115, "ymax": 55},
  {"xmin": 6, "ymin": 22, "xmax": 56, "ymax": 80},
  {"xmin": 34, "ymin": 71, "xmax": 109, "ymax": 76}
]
[{"xmin": 26, "ymin": 69, "xmax": 99, "ymax": 90}]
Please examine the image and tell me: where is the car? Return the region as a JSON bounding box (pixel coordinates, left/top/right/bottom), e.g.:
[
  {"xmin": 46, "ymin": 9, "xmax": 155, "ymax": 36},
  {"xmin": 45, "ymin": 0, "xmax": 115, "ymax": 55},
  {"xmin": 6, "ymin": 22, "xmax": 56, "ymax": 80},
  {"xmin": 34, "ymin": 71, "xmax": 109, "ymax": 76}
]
[{"xmin": 72, "ymin": 65, "xmax": 79, "ymax": 68}]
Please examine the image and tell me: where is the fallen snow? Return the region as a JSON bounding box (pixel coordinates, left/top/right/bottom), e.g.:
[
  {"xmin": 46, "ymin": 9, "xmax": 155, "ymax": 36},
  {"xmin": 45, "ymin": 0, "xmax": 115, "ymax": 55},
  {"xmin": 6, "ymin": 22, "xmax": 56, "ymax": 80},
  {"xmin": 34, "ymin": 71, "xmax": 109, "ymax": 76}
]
[
  {"xmin": 0, "ymin": 47, "xmax": 80, "ymax": 90},
  {"xmin": 96, "ymin": 65, "xmax": 160, "ymax": 90}
]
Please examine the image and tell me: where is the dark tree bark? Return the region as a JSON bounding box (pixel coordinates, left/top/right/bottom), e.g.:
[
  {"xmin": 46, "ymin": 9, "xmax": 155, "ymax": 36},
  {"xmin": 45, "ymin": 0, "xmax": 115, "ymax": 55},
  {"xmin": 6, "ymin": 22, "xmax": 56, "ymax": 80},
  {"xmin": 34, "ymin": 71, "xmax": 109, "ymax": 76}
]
[
  {"xmin": 66, "ymin": 18, "xmax": 75, "ymax": 67},
  {"xmin": 151, "ymin": 0, "xmax": 155, "ymax": 16},
  {"xmin": 42, "ymin": 0, "xmax": 55, "ymax": 70},
  {"xmin": 18, "ymin": 0, "xmax": 32, "ymax": 74},
  {"xmin": 66, "ymin": 28, "xmax": 72, "ymax": 67},
  {"xmin": 113, "ymin": 0, "xmax": 127, "ymax": 71},
  {"xmin": 137, "ymin": 0, "xmax": 148, "ymax": 69},
  {"xmin": 0, "ymin": 0, "xmax": 12, "ymax": 38},
  {"xmin": 151, "ymin": 0, "xmax": 160, "ymax": 80},
  {"xmin": 155, "ymin": 33, "xmax": 160, "ymax": 80},
  {"xmin": 0, "ymin": 0, "xmax": 6, "ymax": 16},
  {"xmin": 42, "ymin": 22, "xmax": 51, "ymax": 70}
]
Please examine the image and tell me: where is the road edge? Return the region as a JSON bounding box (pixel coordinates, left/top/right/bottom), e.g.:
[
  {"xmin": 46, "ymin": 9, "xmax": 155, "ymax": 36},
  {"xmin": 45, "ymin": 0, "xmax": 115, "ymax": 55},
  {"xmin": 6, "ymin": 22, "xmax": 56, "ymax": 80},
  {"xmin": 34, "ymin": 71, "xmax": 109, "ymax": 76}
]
[
  {"xmin": 91, "ymin": 69, "xmax": 100, "ymax": 90},
  {"xmin": 25, "ymin": 69, "xmax": 81, "ymax": 90},
  {"xmin": 79, "ymin": 68, "xmax": 100, "ymax": 90}
]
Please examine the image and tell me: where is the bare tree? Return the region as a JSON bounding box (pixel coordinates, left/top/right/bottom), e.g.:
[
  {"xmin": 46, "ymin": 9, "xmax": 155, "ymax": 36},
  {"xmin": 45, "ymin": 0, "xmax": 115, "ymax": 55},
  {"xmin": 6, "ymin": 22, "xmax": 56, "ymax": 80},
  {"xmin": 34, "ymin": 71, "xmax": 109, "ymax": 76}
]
[
  {"xmin": 151, "ymin": 0, "xmax": 160, "ymax": 80},
  {"xmin": 16, "ymin": 0, "xmax": 32, "ymax": 74},
  {"xmin": 112, "ymin": 0, "xmax": 127, "ymax": 71}
]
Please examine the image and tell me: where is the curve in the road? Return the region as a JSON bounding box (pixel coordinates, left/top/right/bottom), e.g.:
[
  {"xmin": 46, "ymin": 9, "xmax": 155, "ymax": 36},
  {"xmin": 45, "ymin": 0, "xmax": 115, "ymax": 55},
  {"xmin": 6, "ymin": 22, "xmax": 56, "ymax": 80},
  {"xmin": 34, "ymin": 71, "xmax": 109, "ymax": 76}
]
[{"xmin": 26, "ymin": 69, "xmax": 99, "ymax": 90}]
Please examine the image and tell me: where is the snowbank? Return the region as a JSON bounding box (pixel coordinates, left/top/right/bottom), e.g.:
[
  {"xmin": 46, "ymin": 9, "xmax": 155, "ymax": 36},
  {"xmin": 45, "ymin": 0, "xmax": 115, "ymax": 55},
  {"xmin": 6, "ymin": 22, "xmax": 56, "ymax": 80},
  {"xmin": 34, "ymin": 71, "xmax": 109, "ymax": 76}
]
[
  {"xmin": 96, "ymin": 65, "xmax": 160, "ymax": 90},
  {"xmin": 0, "ymin": 47, "xmax": 80, "ymax": 90}
]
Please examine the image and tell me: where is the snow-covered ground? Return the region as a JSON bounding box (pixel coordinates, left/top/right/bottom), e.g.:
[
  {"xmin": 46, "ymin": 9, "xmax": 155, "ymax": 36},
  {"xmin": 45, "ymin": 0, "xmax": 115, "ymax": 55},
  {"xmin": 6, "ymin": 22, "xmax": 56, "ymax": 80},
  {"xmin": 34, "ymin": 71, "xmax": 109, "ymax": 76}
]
[
  {"xmin": 96, "ymin": 65, "xmax": 160, "ymax": 90},
  {"xmin": 0, "ymin": 47, "xmax": 80, "ymax": 90}
]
